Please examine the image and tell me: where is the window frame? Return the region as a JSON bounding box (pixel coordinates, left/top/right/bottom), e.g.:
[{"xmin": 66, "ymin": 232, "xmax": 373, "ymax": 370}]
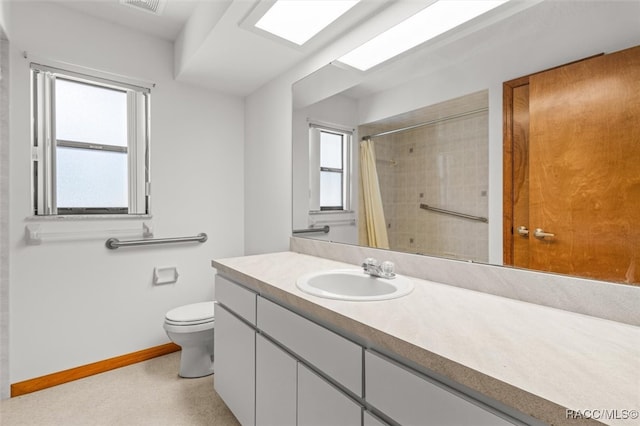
[
  {"xmin": 308, "ymin": 123, "xmax": 353, "ymax": 213},
  {"xmin": 30, "ymin": 63, "xmax": 151, "ymax": 217}
]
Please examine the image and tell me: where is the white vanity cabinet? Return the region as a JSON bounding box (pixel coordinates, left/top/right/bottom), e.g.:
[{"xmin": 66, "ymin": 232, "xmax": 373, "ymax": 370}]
[
  {"xmin": 257, "ymin": 296, "xmax": 364, "ymax": 425},
  {"xmin": 298, "ymin": 363, "xmax": 363, "ymax": 426},
  {"xmin": 256, "ymin": 296, "xmax": 362, "ymax": 396},
  {"xmin": 255, "ymin": 334, "xmax": 297, "ymax": 425},
  {"xmin": 214, "ymin": 274, "xmax": 523, "ymax": 426},
  {"xmin": 214, "ymin": 276, "xmax": 258, "ymax": 426},
  {"xmin": 216, "ymin": 275, "xmax": 257, "ymax": 325},
  {"xmin": 214, "ymin": 305, "xmax": 256, "ymax": 426},
  {"xmin": 365, "ymin": 350, "xmax": 516, "ymax": 426}
]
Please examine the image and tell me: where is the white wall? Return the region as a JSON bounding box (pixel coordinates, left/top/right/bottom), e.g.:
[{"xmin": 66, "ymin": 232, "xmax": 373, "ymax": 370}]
[
  {"xmin": 8, "ymin": 2, "xmax": 244, "ymax": 383},
  {"xmin": 244, "ymin": 77, "xmax": 292, "ymax": 255},
  {"xmin": 0, "ymin": 27, "xmax": 10, "ymax": 399},
  {"xmin": 0, "ymin": 0, "xmax": 9, "ymax": 39}
]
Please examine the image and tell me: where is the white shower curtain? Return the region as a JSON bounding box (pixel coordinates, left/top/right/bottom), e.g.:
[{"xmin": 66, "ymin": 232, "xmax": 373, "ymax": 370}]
[{"xmin": 359, "ymin": 139, "xmax": 389, "ymax": 249}]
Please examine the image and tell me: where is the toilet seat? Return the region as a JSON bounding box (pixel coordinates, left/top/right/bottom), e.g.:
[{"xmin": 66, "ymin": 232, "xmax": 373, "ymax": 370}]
[{"xmin": 165, "ymin": 301, "xmax": 214, "ymax": 326}]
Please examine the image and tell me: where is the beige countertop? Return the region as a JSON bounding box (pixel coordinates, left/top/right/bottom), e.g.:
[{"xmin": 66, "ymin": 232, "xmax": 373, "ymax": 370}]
[{"xmin": 212, "ymin": 251, "xmax": 640, "ymax": 426}]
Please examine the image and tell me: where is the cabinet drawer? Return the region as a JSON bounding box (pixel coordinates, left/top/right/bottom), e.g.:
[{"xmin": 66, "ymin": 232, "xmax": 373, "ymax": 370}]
[
  {"xmin": 215, "ymin": 275, "xmax": 256, "ymax": 325},
  {"xmin": 365, "ymin": 350, "xmax": 516, "ymax": 426},
  {"xmin": 298, "ymin": 363, "xmax": 363, "ymax": 426},
  {"xmin": 257, "ymin": 296, "xmax": 363, "ymax": 396}
]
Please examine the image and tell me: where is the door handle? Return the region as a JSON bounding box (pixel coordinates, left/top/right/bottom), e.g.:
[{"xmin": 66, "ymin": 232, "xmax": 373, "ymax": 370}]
[
  {"xmin": 517, "ymin": 226, "xmax": 529, "ymax": 237},
  {"xmin": 534, "ymin": 228, "xmax": 555, "ymax": 239}
]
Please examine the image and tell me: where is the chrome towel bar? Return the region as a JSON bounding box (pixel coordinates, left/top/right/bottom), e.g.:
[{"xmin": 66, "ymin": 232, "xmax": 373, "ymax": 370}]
[
  {"xmin": 419, "ymin": 204, "xmax": 488, "ymax": 223},
  {"xmin": 292, "ymin": 226, "xmax": 330, "ymax": 234},
  {"xmin": 106, "ymin": 233, "xmax": 208, "ymax": 249}
]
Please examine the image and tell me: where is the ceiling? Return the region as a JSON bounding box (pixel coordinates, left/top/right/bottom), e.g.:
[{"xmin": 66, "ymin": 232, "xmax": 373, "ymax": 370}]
[
  {"xmin": 46, "ymin": 0, "xmax": 613, "ymax": 99},
  {"xmin": 52, "ymin": 0, "xmax": 402, "ymax": 96},
  {"xmin": 59, "ymin": 0, "xmax": 202, "ymax": 42}
]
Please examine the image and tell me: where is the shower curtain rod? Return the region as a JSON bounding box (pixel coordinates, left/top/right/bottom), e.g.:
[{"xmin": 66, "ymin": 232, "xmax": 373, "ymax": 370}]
[{"xmin": 361, "ymin": 107, "xmax": 488, "ymax": 140}]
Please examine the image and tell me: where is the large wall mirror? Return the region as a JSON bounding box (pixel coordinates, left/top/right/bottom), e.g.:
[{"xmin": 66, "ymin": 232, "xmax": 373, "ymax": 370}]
[{"xmin": 292, "ymin": 0, "xmax": 640, "ymax": 286}]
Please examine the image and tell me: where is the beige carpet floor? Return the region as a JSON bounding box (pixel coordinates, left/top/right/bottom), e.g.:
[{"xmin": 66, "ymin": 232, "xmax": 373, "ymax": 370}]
[{"xmin": 0, "ymin": 352, "xmax": 240, "ymax": 426}]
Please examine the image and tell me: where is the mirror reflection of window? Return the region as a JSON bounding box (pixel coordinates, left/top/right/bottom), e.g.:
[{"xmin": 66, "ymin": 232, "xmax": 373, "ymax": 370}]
[
  {"xmin": 320, "ymin": 130, "xmax": 344, "ymax": 210},
  {"xmin": 309, "ymin": 125, "xmax": 352, "ymax": 212}
]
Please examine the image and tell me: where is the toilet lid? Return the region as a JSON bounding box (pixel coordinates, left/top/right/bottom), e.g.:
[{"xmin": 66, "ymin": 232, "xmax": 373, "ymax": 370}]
[{"xmin": 165, "ymin": 301, "xmax": 214, "ymax": 323}]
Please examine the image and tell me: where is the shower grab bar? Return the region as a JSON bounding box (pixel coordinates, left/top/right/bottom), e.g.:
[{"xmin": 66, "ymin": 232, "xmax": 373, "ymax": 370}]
[
  {"xmin": 106, "ymin": 233, "xmax": 208, "ymax": 249},
  {"xmin": 419, "ymin": 204, "xmax": 488, "ymax": 223},
  {"xmin": 292, "ymin": 226, "xmax": 330, "ymax": 234}
]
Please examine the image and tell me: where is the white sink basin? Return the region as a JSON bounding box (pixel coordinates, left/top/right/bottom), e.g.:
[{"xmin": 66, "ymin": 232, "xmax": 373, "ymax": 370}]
[{"xmin": 296, "ymin": 269, "xmax": 414, "ymax": 301}]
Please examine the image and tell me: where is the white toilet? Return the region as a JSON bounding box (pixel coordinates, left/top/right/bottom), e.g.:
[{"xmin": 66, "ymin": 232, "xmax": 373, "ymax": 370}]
[{"xmin": 163, "ymin": 301, "xmax": 215, "ymax": 378}]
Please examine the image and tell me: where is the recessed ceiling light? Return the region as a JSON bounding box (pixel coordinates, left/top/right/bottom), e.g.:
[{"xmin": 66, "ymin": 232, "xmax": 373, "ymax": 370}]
[
  {"xmin": 338, "ymin": 0, "xmax": 509, "ymax": 71},
  {"xmin": 255, "ymin": 0, "xmax": 360, "ymax": 46}
]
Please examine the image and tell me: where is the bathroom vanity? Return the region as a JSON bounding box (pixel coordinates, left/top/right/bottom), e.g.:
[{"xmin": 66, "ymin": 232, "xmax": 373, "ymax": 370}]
[{"xmin": 212, "ymin": 251, "xmax": 639, "ymax": 426}]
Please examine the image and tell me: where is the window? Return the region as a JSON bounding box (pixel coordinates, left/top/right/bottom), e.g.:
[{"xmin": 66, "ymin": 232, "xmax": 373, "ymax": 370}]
[
  {"xmin": 31, "ymin": 63, "xmax": 150, "ymax": 216},
  {"xmin": 309, "ymin": 124, "xmax": 352, "ymax": 211}
]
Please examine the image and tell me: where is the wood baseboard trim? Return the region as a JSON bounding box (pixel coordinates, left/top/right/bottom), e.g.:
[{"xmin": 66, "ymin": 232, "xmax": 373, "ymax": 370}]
[{"xmin": 10, "ymin": 342, "xmax": 181, "ymax": 397}]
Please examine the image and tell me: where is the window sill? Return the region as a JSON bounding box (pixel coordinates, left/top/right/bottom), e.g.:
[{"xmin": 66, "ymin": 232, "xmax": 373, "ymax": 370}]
[
  {"xmin": 26, "ymin": 214, "xmax": 153, "ymax": 222},
  {"xmin": 308, "ymin": 210, "xmax": 354, "ymax": 215}
]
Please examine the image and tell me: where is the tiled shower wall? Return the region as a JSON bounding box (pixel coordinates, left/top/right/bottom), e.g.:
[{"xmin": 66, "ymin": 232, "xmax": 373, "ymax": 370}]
[{"xmin": 374, "ymin": 111, "xmax": 489, "ymax": 262}]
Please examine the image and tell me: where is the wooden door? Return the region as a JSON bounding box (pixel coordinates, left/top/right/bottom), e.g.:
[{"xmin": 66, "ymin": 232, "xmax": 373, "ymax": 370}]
[
  {"xmin": 505, "ymin": 46, "xmax": 640, "ymax": 284},
  {"xmin": 528, "ymin": 46, "xmax": 640, "ymax": 283},
  {"xmin": 511, "ymin": 85, "xmax": 530, "ymax": 269}
]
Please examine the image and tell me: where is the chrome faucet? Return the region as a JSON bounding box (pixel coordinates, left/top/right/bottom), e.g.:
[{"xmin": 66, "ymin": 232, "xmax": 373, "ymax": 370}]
[{"xmin": 362, "ymin": 258, "xmax": 396, "ymax": 279}]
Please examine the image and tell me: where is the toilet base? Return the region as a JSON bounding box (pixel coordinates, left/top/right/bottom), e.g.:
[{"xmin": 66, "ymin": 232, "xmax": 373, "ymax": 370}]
[
  {"xmin": 178, "ymin": 345, "xmax": 214, "ymax": 378},
  {"xmin": 164, "ymin": 322, "xmax": 215, "ymax": 379}
]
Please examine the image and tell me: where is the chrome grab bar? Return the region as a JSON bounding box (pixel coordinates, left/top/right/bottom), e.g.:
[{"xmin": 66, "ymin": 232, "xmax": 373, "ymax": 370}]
[
  {"xmin": 419, "ymin": 204, "xmax": 488, "ymax": 223},
  {"xmin": 106, "ymin": 233, "xmax": 208, "ymax": 249},
  {"xmin": 292, "ymin": 226, "xmax": 330, "ymax": 235}
]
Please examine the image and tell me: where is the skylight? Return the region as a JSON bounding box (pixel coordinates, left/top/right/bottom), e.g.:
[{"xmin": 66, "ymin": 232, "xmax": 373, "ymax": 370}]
[
  {"xmin": 338, "ymin": 0, "xmax": 509, "ymax": 71},
  {"xmin": 255, "ymin": 0, "xmax": 360, "ymax": 46}
]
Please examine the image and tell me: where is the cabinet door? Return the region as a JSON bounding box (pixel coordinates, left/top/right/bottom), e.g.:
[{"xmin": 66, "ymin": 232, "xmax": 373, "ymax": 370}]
[
  {"xmin": 365, "ymin": 350, "xmax": 515, "ymax": 426},
  {"xmin": 214, "ymin": 304, "xmax": 255, "ymax": 426},
  {"xmin": 298, "ymin": 363, "xmax": 362, "ymax": 426},
  {"xmin": 256, "ymin": 334, "xmax": 297, "ymax": 426}
]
